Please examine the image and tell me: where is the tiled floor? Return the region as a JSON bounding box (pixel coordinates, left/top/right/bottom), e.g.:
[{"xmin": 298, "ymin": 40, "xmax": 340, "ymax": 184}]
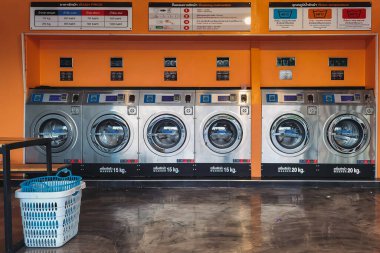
[{"xmin": 2, "ymin": 186, "xmax": 380, "ymax": 252}]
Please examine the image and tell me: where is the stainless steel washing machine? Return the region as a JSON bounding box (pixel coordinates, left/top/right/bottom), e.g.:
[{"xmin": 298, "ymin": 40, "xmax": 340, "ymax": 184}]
[
  {"xmin": 195, "ymin": 90, "xmax": 251, "ymax": 177},
  {"xmin": 139, "ymin": 90, "xmax": 195, "ymax": 177},
  {"xmin": 261, "ymin": 89, "xmax": 319, "ymax": 178},
  {"xmin": 82, "ymin": 90, "xmax": 139, "ymax": 165},
  {"xmin": 25, "ymin": 89, "xmax": 83, "ymax": 164},
  {"xmin": 318, "ymin": 89, "xmax": 376, "ymax": 179}
]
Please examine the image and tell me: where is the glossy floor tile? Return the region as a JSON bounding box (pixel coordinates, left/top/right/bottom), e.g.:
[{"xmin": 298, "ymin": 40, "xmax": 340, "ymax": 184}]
[{"xmin": 2, "ymin": 187, "xmax": 380, "ymax": 253}]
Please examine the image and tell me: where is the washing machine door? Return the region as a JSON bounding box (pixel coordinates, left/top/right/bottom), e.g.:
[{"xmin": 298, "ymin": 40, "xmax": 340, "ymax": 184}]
[
  {"xmin": 90, "ymin": 114, "xmax": 130, "ymax": 154},
  {"xmin": 34, "ymin": 114, "xmax": 74, "ymax": 153},
  {"xmin": 270, "ymin": 114, "xmax": 309, "ymax": 154},
  {"xmin": 203, "ymin": 114, "xmax": 243, "ymax": 154},
  {"xmin": 146, "ymin": 115, "xmax": 186, "ymax": 154},
  {"xmin": 326, "ymin": 114, "xmax": 370, "ymax": 154}
]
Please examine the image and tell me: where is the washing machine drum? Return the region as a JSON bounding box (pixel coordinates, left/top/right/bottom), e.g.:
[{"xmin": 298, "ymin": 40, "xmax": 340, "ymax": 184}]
[
  {"xmin": 270, "ymin": 114, "xmax": 309, "ymax": 154},
  {"xmin": 90, "ymin": 115, "xmax": 130, "ymax": 154},
  {"xmin": 34, "ymin": 114, "xmax": 74, "ymax": 153},
  {"xmin": 204, "ymin": 114, "xmax": 243, "ymax": 154},
  {"xmin": 326, "ymin": 114, "xmax": 370, "ymax": 154},
  {"xmin": 147, "ymin": 115, "xmax": 186, "ymax": 154}
]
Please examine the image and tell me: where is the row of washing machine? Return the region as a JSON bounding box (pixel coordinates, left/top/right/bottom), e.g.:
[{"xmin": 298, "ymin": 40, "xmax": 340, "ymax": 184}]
[
  {"xmin": 25, "ymin": 89, "xmax": 251, "ymax": 177},
  {"xmin": 261, "ymin": 89, "xmax": 376, "ymax": 179},
  {"xmin": 24, "ymin": 88, "xmax": 376, "ymax": 179}
]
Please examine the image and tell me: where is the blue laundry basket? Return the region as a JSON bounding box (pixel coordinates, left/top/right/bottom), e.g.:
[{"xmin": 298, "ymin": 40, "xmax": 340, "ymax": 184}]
[{"xmin": 20, "ymin": 168, "xmax": 82, "ymax": 192}]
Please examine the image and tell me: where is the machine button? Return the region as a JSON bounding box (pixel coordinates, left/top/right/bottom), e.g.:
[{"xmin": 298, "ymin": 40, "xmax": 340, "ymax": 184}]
[
  {"xmin": 200, "ymin": 95, "xmax": 211, "ymax": 103},
  {"xmin": 71, "ymin": 106, "xmax": 80, "ymax": 115},
  {"xmin": 129, "ymin": 95, "xmax": 135, "ymax": 103},
  {"xmin": 241, "ymin": 94, "xmax": 247, "ymax": 103},
  {"xmin": 72, "ymin": 94, "xmax": 79, "ymax": 103},
  {"xmin": 174, "ymin": 94, "xmax": 181, "ymax": 102},
  {"xmin": 185, "ymin": 95, "xmax": 191, "ymax": 103},
  {"xmin": 307, "ymin": 94, "xmax": 314, "ymax": 103},
  {"xmin": 61, "ymin": 94, "xmax": 68, "ymax": 101},
  {"xmin": 307, "ymin": 106, "xmax": 317, "ymax": 115},
  {"xmin": 266, "ymin": 94, "xmax": 278, "ymax": 103},
  {"xmin": 230, "ymin": 94, "xmax": 237, "ymax": 102},
  {"xmin": 184, "ymin": 106, "xmax": 193, "ymax": 115},
  {"xmin": 144, "ymin": 95, "xmax": 156, "ymax": 103},
  {"xmin": 128, "ymin": 106, "xmax": 137, "ymax": 115},
  {"xmin": 117, "ymin": 94, "xmax": 125, "ymax": 102},
  {"xmin": 240, "ymin": 106, "xmax": 249, "ymax": 115},
  {"xmin": 365, "ymin": 107, "xmax": 374, "ymax": 115}
]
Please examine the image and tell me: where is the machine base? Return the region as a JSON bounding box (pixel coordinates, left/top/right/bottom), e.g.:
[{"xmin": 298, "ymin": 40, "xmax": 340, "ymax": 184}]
[
  {"xmin": 194, "ymin": 163, "xmax": 251, "ymax": 178},
  {"xmin": 262, "ymin": 163, "xmax": 375, "ymax": 179}
]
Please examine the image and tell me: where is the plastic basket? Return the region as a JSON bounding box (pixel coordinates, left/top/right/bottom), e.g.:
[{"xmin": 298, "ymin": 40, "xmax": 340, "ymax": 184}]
[
  {"xmin": 15, "ymin": 181, "xmax": 86, "ymax": 247},
  {"xmin": 20, "ymin": 169, "xmax": 82, "ymax": 192}
]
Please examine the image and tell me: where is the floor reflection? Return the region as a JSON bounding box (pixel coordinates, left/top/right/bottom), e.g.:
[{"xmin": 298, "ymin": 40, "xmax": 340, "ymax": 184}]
[{"xmin": 4, "ymin": 187, "xmax": 379, "ymax": 253}]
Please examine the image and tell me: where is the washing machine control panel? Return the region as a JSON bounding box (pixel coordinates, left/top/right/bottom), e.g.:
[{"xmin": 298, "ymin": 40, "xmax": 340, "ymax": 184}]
[
  {"xmin": 322, "ymin": 93, "xmax": 361, "ymax": 104},
  {"xmin": 266, "ymin": 93, "xmax": 310, "ymax": 103},
  {"xmin": 144, "ymin": 94, "xmax": 189, "ymax": 104},
  {"xmin": 87, "ymin": 93, "xmax": 129, "ymax": 104},
  {"xmin": 200, "ymin": 93, "xmax": 249, "ymax": 104},
  {"xmin": 31, "ymin": 93, "xmax": 68, "ymax": 103}
]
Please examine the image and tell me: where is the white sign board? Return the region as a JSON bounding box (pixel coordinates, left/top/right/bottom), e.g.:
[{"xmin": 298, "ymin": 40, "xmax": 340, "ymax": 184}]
[
  {"xmin": 149, "ymin": 2, "xmax": 251, "ymax": 31},
  {"xmin": 269, "ymin": 2, "xmax": 371, "ymax": 31},
  {"xmin": 30, "ymin": 2, "xmax": 133, "ymax": 30}
]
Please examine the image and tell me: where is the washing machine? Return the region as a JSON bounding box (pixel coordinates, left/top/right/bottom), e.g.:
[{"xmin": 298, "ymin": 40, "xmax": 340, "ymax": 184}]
[
  {"xmin": 195, "ymin": 90, "xmax": 251, "ymax": 177},
  {"xmin": 81, "ymin": 90, "xmax": 139, "ymax": 177},
  {"xmin": 261, "ymin": 89, "xmax": 319, "ymax": 178},
  {"xmin": 318, "ymin": 89, "xmax": 376, "ymax": 179},
  {"xmin": 25, "ymin": 89, "xmax": 83, "ymax": 164},
  {"xmin": 139, "ymin": 90, "xmax": 195, "ymax": 177}
]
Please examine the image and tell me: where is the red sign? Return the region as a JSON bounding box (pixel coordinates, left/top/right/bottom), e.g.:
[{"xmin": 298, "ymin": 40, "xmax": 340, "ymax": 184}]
[
  {"xmin": 104, "ymin": 10, "xmax": 128, "ymax": 16},
  {"xmin": 342, "ymin": 8, "xmax": 366, "ymax": 19},
  {"xmin": 82, "ymin": 10, "xmax": 105, "ymax": 16}
]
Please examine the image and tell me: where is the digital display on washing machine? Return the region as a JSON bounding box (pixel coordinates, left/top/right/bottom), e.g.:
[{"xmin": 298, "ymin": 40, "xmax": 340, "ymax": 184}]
[
  {"xmin": 105, "ymin": 95, "xmax": 118, "ymax": 102},
  {"xmin": 284, "ymin": 95, "xmax": 298, "ymax": 101},
  {"xmin": 218, "ymin": 95, "xmax": 230, "ymax": 102},
  {"xmin": 162, "ymin": 96, "xmax": 174, "ymax": 102},
  {"xmin": 341, "ymin": 95, "xmax": 354, "ymax": 102},
  {"xmin": 49, "ymin": 95, "xmax": 62, "ymax": 102}
]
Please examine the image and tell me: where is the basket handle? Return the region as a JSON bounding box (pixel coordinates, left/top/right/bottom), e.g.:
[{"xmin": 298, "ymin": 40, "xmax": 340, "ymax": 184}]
[{"xmin": 56, "ymin": 168, "xmax": 72, "ymax": 178}]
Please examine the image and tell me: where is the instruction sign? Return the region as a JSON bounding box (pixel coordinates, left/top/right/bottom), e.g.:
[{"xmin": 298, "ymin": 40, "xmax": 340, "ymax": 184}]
[
  {"xmin": 269, "ymin": 2, "xmax": 371, "ymax": 31},
  {"xmin": 149, "ymin": 2, "xmax": 251, "ymax": 31},
  {"xmin": 30, "ymin": 2, "xmax": 133, "ymax": 30}
]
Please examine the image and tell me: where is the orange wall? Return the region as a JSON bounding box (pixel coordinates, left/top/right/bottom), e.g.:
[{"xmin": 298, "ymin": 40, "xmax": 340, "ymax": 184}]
[{"xmin": 0, "ymin": 0, "xmax": 379, "ymax": 179}]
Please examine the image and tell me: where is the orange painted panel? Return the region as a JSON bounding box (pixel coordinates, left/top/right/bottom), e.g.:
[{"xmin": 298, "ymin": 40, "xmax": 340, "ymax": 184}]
[
  {"xmin": 38, "ymin": 40, "xmax": 251, "ymax": 88},
  {"xmin": 260, "ymin": 39, "xmax": 366, "ymax": 87}
]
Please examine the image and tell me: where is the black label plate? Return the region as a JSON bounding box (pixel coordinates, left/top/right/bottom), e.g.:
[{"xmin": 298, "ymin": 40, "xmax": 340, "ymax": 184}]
[
  {"xmin": 195, "ymin": 163, "xmax": 251, "ymax": 178},
  {"xmin": 262, "ymin": 163, "xmax": 375, "ymax": 179},
  {"xmin": 140, "ymin": 163, "xmax": 194, "ymax": 177},
  {"xmin": 71, "ymin": 163, "xmax": 140, "ymax": 178}
]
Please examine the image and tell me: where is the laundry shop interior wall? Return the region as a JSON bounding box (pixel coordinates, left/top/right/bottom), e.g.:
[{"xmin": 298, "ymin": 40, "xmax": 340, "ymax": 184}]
[{"xmin": 0, "ymin": 0, "xmax": 379, "ymax": 178}]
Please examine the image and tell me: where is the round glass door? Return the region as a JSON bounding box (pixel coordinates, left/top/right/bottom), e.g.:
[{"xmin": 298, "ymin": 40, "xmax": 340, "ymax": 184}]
[
  {"xmin": 34, "ymin": 114, "xmax": 74, "ymax": 153},
  {"xmin": 90, "ymin": 115, "xmax": 130, "ymax": 153},
  {"xmin": 203, "ymin": 114, "xmax": 243, "ymax": 154},
  {"xmin": 270, "ymin": 114, "xmax": 309, "ymax": 154},
  {"xmin": 146, "ymin": 115, "xmax": 186, "ymax": 154},
  {"xmin": 326, "ymin": 114, "xmax": 369, "ymax": 154}
]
